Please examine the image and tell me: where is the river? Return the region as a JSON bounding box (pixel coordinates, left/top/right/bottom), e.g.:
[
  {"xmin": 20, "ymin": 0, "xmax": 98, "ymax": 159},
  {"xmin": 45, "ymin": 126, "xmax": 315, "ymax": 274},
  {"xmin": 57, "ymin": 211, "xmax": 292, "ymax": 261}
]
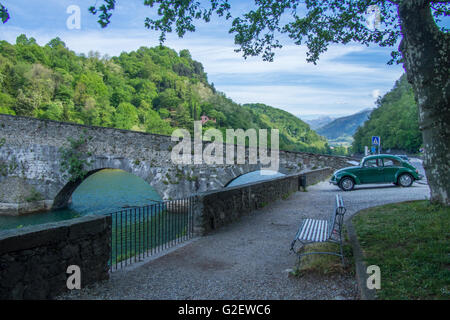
[
  {"xmin": 0, "ymin": 169, "xmax": 285, "ymax": 231},
  {"xmin": 0, "ymin": 169, "xmax": 162, "ymax": 231}
]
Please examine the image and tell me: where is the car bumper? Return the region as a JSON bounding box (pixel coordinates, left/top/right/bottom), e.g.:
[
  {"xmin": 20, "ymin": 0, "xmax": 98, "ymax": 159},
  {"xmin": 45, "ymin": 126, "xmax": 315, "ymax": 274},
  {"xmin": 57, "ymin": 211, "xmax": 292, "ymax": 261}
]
[
  {"xmin": 416, "ymin": 174, "xmax": 424, "ymax": 180},
  {"xmin": 329, "ymin": 178, "xmax": 338, "ymax": 185}
]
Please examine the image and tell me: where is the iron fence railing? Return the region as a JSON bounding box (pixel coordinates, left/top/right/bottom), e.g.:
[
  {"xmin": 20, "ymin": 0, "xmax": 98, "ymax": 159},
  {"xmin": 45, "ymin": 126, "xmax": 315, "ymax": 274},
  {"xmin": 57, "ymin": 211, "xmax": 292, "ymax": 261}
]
[{"xmin": 108, "ymin": 197, "xmax": 195, "ymax": 271}]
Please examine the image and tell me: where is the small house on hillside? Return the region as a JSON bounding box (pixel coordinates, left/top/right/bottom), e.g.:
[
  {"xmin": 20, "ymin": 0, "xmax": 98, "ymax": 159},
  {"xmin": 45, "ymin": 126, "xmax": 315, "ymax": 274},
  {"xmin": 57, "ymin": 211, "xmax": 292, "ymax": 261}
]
[{"xmin": 200, "ymin": 115, "xmax": 216, "ymax": 124}]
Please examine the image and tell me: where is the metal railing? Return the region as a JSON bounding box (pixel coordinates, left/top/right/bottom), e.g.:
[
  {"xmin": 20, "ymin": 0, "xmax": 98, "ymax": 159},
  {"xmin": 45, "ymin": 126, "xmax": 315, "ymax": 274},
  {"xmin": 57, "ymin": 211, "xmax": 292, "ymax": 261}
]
[{"xmin": 108, "ymin": 197, "xmax": 195, "ymax": 271}]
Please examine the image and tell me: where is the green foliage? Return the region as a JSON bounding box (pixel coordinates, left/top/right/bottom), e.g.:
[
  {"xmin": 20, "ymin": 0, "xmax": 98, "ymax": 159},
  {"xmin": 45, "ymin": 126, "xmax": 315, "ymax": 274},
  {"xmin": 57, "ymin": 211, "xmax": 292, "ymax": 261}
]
[
  {"xmin": 0, "ymin": 36, "xmax": 330, "ymax": 153},
  {"xmin": 352, "ymin": 74, "xmax": 422, "ymax": 153},
  {"xmin": 59, "ymin": 133, "xmax": 93, "ymax": 182},
  {"xmin": 244, "ymin": 103, "xmax": 329, "ymax": 153},
  {"xmin": 0, "ymin": 3, "xmax": 9, "ymax": 24},
  {"xmin": 25, "ymin": 187, "xmax": 44, "ymax": 203},
  {"xmin": 114, "ymin": 102, "xmax": 138, "ymax": 130},
  {"xmin": 330, "ymin": 145, "xmax": 350, "ymax": 156}
]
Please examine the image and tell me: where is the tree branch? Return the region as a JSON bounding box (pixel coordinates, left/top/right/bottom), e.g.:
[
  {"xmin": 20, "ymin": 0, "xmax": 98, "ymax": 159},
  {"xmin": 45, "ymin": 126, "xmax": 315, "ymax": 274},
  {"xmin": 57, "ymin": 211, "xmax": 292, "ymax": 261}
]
[{"xmin": 0, "ymin": 3, "xmax": 10, "ymax": 23}]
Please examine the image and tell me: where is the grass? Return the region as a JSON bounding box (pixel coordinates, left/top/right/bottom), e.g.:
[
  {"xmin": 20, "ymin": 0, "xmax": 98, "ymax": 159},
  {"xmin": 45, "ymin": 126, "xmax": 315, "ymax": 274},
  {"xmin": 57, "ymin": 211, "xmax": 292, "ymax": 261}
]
[
  {"xmin": 352, "ymin": 200, "xmax": 450, "ymax": 300},
  {"xmin": 292, "ymin": 228, "xmax": 355, "ymax": 276}
]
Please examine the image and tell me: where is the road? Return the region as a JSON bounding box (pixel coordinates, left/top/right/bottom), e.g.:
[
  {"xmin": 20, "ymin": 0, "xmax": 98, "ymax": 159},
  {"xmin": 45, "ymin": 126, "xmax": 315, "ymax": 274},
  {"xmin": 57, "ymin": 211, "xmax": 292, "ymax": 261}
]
[
  {"xmin": 59, "ymin": 169, "xmax": 430, "ymax": 300},
  {"xmin": 409, "ymin": 157, "xmax": 427, "ymax": 184}
]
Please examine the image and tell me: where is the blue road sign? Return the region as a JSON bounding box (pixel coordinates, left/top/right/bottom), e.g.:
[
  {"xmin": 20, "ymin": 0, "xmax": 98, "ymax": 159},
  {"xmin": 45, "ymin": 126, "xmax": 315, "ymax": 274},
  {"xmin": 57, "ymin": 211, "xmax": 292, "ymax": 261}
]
[
  {"xmin": 372, "ymin": 136, "xmax": 380, "ymax": 145},
  {"xmin": 371, "ymin": 146, "xmax": 376, "ymax": 154}
]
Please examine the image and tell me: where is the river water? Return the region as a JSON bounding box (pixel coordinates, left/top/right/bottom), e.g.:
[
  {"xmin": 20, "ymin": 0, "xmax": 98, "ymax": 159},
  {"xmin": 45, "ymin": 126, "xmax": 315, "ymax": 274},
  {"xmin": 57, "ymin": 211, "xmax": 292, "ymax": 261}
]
[
  {"xmin": 226, "ymin": 170, "xmax": 285, "ymax": 187},
  {"xmin": 0, "ymin": 169, "xmax": 284, "ymax": 231},
  {"xmin": 0, "ymin": 169, "xmax": 162, "ymax": 231}
]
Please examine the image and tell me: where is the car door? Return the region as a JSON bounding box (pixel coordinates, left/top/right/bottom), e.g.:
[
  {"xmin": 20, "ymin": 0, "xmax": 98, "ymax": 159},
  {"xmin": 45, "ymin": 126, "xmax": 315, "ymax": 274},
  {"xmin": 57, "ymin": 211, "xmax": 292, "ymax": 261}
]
[
  {"xmin": 359, "ymin": 158, "xmax": 384, "ymax": 183},
  {"xmin": 382, "ymin": 157, "xmax": 401, "ymax": 182}
]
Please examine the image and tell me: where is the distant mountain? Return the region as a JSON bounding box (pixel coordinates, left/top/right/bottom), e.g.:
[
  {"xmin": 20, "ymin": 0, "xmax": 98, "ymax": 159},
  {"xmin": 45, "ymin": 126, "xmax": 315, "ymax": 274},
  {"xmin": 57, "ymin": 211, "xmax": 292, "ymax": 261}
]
[
  {"xmin": 316, "ymin": 109, "xmax": 373, "ymax": 145},
  {"xmin": 302, "ymin": 116, "xmax": 335, "ymax": 130}
]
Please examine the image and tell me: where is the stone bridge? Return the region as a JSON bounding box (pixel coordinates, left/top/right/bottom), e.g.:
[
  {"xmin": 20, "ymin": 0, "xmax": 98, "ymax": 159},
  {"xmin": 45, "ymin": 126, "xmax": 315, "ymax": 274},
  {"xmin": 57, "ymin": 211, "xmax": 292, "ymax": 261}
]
[{"xmin": 0, "ymin": 114, "xmax": 353, "ymax": 215}]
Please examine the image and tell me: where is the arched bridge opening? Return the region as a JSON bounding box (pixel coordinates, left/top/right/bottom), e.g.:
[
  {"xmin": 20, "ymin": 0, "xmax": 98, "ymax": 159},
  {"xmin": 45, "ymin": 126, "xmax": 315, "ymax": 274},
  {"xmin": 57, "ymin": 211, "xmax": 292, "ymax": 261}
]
[
  {"xmin": 224, "ymin": 169, "xmax": 286, "ymax": 188},
  {"xmin": 52, "ymin": 168, "xmax": 163, "ymax": 213}
]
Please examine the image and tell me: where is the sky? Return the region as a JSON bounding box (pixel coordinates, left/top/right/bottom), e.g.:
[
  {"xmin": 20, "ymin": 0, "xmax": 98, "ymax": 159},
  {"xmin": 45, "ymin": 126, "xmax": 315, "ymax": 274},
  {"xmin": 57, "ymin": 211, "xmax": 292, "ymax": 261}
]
[{"xmin": 0, "ymin": 0, "xmax": 432, "ymax": 119}]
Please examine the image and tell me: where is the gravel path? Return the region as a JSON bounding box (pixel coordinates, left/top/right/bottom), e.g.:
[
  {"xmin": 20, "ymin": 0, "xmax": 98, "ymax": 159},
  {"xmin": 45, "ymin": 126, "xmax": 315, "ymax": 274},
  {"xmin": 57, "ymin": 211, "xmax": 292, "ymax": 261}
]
[{"xmin": 59, "ymin": 176, "xmax": 430, "ymax": 300}]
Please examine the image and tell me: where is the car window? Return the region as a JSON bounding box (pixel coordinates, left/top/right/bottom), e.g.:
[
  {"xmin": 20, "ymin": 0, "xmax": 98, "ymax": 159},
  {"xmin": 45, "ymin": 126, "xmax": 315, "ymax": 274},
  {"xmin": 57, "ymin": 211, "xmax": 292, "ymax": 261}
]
[
  {"xmin": 363, "ymin": 159, "xmax": 380, "ymax": 168},
  {"xmin": 383, "ymin": 158, "xmax": 400, "ymax": 166}
]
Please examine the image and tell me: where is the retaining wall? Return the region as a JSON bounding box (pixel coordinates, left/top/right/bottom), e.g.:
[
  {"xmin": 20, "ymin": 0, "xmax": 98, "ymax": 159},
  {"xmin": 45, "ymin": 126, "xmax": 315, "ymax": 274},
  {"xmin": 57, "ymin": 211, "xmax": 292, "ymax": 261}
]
[
  {"xmin": 193, "ymin": 168, "xmax": 333, "ymax": 235},
  {"xmin": 0, "ymin": 215, "xmax": 111, "ymax": 299}
]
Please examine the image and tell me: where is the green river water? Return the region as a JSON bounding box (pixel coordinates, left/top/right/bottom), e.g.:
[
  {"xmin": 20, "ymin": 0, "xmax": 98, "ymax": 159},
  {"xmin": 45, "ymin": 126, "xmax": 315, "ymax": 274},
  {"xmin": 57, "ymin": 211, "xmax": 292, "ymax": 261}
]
[{"xmin": 0, "ymin": 169, "xmax": 162, "ymax": 231}]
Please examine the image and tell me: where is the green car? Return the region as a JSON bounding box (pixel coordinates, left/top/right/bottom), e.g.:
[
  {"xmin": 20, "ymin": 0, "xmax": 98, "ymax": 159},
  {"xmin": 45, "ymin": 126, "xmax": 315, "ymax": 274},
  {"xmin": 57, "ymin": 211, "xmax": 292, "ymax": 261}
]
[{"xmin": 330, "ymin": 154, "xmax": 423, "ymax": 191}]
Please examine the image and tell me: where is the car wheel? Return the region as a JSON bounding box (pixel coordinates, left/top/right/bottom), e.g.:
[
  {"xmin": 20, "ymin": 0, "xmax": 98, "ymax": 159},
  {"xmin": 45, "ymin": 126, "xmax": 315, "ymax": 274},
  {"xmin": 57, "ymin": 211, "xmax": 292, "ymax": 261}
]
[
  {"xmin": 398, "ymin": 173, "xmax": 413, "ymax": 187},
  {"xmin": 339, "ymin": 177, "xmax": 355, "ymax": 191}
]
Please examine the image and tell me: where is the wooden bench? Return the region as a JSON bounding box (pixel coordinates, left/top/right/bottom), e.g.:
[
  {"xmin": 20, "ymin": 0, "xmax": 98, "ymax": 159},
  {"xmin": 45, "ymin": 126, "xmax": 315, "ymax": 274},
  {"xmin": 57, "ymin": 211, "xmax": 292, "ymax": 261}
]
[{"xmin": 290, "ymin": 194, "xmax": 347, "ymax": 265}]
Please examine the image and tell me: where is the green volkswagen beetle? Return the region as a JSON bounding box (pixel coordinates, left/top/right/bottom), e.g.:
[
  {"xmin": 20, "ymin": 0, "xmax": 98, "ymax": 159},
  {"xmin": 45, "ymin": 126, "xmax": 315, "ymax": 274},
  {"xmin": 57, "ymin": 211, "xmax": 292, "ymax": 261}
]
[{"xmin": 330, "ymin": 154, "xmax": 423, "ymax": 191}]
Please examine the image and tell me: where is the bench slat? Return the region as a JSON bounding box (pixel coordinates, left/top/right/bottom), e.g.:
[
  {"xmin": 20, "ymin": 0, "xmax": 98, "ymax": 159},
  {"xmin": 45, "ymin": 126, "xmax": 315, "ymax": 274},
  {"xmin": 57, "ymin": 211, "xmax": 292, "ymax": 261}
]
[{"xmin": 297, "ymin": 218, "xmax": 329, "ymax": 242}]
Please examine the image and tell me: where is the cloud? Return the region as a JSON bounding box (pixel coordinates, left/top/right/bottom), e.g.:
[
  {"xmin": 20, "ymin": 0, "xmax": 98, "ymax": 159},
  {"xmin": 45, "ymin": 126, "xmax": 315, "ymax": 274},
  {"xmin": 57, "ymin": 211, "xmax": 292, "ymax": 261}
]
[{"xmin": 372, "ymin": 89, "xmax": 381, "ymax": 99}]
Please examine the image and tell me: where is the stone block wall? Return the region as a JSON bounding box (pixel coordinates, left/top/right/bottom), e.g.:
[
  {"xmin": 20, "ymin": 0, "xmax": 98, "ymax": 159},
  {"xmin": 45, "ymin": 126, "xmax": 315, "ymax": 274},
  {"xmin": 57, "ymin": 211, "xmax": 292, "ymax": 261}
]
[
  {"xmin": 0, "ymin": 215, "xmax": 111, "ymax": 299},
  {"xmin": 300, "ymin": 167, "xmax": 334, "ymax": 187}
]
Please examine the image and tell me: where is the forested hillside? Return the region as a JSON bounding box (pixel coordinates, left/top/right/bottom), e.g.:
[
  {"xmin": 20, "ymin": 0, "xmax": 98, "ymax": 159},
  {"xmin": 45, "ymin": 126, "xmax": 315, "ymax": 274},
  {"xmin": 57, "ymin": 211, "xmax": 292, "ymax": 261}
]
[
  {"xmin": 244, "ymin": 103, "xmax": 329, "ymax": 152},
  {"xmin": 352, "ymin": 74, "xmax": 422, "ymax": 153},
  {"xmin": 0, "ymin": 35, "xmax": 329, "ymax": 153}
]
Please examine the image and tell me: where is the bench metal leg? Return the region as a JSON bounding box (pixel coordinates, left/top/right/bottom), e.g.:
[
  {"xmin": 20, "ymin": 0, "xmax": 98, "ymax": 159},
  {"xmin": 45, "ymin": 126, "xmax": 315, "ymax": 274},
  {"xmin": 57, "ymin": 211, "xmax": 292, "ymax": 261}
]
[{"xmin": 294, "ymin": 241, "xmax": 345, "ymax": 267}]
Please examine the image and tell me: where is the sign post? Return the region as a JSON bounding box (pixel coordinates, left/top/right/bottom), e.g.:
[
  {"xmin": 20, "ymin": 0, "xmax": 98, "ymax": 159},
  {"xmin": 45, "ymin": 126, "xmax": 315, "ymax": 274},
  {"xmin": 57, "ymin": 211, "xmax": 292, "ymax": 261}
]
[{"xmin": 371, "ymin": 136, "xmax": 381, "ymax": 154}]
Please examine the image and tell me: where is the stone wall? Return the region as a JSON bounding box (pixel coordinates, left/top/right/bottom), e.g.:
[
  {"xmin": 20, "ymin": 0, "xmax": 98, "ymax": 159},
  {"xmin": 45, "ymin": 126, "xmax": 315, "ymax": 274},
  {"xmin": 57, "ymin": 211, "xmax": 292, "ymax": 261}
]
[
  {"xmin": 0, "ymin": 114, "xmax": 352, "ymax": 215},
  {"xmin": 0, "ymin": 215, "xmax": 111, "ymax": 299},
  {"xmin": 300, "ymin": 167, "xmax": 334, "ymax": 187},
  {"xmin": 193, "ymin": 168, "xmax": 332, "ymax": 235}
]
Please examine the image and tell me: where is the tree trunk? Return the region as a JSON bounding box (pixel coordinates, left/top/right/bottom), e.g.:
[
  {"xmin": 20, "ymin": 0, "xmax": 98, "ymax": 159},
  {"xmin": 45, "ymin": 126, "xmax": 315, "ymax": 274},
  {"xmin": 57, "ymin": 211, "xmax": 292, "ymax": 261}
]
[{"xmin": 398, "ymin": 0, "xmax": 450, "ymax": 205}]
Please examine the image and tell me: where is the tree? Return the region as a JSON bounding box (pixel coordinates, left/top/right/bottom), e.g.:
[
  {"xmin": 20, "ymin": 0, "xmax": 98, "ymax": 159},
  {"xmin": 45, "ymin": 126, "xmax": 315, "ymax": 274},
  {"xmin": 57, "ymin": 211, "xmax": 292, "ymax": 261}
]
[
  {"xmin": 114, "ymin": 102, "xmax": 139, "ymax": 130},
  {"xmin": 38, "ymin": 101, "xmax": 63, "ymax": 121},
  {"xmin": 46, "ymin": 37, "xmax": 66, "ymax": 49},
  {"xmin": 84, "ymin": 0, "xmax": 449, "ymax": 205},
  {"xmin": 352, "ymin": 74, "xmax": 422, "ymax": 153},
  {"xmin": 145, "ymin": 109, "xmax": 173, "ymax": 134}
]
